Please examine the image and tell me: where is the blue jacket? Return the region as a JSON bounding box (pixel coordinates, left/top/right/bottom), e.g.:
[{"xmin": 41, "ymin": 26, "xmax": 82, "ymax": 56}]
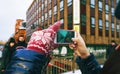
[
  {"xmin": 5, "ymin": 49, "xmax": 50, "ymax": 74},
  {"xmin": 76, "ymin": 54, "xmax": 101, "ymax": 74}
]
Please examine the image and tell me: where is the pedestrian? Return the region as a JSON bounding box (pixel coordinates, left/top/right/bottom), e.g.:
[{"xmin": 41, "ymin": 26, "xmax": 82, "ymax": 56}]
[
  {"xmin": 106, "ymin": 40, "xmax": 117, "ymax": 59},
  {"xmin": 4, "ymin": 21, "xmax": 61, "ymax": 74},
  {"xmin": 16, "ymin": 35, "xmax": 27, "ymax": 49},
  {"xmin": 0, "ymin": 37, "xmax": 16, "ymax": 73}
]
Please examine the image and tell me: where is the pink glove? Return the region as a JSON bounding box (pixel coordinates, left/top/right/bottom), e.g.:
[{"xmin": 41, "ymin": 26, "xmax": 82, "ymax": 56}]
[{"xmin": 27, "ymin": 21, "xmax": 61, "ymax": 54}]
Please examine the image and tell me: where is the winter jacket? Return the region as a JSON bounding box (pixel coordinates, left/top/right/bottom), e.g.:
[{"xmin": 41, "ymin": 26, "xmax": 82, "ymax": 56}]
[
  {"xmin": 76, "ymin": 54, "xmax": 101, "ymax": 74},
  {"xmin": 106, "ymin": 44, "xmax": 117, "ymax": 59},
  {"xmin": 16, "ymin": 41, "xmax": 27, "ymax": 48},
  {"xmin": 0, "ymin": 44, "xmax": 16, "ymax": 70},
  {"xmin": 5, "ymin": 49, "xmax": 50, "ymax": 74}
]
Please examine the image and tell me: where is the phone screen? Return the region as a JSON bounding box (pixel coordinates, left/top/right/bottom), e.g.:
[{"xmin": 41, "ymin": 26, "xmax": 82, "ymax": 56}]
[{"xmin": 56, "ymin": 30, "xmax": 75, "ymax": 44}]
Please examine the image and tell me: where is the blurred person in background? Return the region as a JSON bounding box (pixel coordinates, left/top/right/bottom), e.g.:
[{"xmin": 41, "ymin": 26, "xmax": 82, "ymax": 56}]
[
  {"xmin": 4, "ymin": 21, "xmax": 61, "ymax": 74},
  {"xmin": 16, "ymin": 35, "xmax": 27, "ymax": 49},
  {"xmin": 68, "ymin": 1, "xmax": 120, "ymax": 74},
  {"xmin": 0, "ymin": 37, "xmax": 16, "ymax": 74},
  {"xmin": 106, "ymin": 40, "xmax": 117, "ymax": 59},
  {"xmin": 69, "ymin": 31, "xmax": 120, "ymax": 74},
  {"xmin": 2, "ymin": 0, "xmax": 120, "ymax": 74}
]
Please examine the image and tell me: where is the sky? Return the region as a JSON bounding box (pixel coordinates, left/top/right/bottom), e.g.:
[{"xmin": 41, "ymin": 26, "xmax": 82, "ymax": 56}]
[{"xmin": 0, "ymin": 0, "xmax": 33, "ymax": 41}]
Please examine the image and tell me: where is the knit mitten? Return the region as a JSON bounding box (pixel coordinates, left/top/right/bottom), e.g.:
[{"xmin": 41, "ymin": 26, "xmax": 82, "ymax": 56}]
[{"xmin": 27, "ymin": 21, "xmax": 61, "ymax": 54}]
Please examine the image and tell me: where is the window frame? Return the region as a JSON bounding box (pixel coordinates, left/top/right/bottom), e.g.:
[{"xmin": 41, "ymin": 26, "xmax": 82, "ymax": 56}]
[
  {"xmin": 90, "ymin": 0, "xmax": 95, "ymax": 8},
  {"xmin": 98, "ymin": 1, "xmax": 102, "ymax": 11},
  {"xmin": 67, "ymin": 0, "xmax": 72, "ymax": 7}
]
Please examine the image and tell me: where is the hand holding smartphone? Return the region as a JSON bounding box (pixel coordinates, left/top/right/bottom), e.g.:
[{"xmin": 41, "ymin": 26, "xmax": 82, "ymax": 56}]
[{"xmin": 54, "ymin": 29, "xmax": 76, "ymax": 44}]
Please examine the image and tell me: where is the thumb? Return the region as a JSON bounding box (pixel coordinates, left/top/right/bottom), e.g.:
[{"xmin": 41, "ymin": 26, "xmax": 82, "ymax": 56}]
[{"xmin": 72, "ymin": 38, "xmax": 80, "ymax": 43}]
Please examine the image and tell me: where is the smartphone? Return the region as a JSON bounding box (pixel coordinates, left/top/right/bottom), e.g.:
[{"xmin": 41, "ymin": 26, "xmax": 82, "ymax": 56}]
[{"xmin": 54, "ymin": 30, "xmax": 76, "ymax": 44}]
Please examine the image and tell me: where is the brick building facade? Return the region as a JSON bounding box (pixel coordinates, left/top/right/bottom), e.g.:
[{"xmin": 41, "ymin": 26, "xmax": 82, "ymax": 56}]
[{"xmin": 26, "ymin": 0, "xmax": 120, "ymax": 44}]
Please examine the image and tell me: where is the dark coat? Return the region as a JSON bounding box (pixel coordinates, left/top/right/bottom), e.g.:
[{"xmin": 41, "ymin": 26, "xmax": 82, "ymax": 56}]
[
  {"xmin": 0, "ymin": 39, "xmax": 16, "ymax": 71},
  {"xmin": 16, "ymin": 40, "xmax": 27, "ymax": 49},
  {"xmin": 76, "ymin": 54, "xmax": 101, "ymax": 74},
  {"xmin": 106, "ymin": 44, "xmax": 117, "ymax": 59},
  {"xmin": 5, "ymin": 49, "xmax": 50, "ymax": 74},
  {"xmin": 100, "ymin": 48, "xmax": 120, "ymax": 74},
  {"xmin": 76, "ymin": 49, "xmax": 120, "ymax": 74}
]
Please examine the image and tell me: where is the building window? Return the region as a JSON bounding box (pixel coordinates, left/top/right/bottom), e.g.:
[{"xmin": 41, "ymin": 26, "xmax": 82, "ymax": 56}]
[
  {"xmin": 54, "ymin": 0, "xmax": 57, "ymax": 5},
  {"xmin": 105, "ymin": 4, "xmax": 109, "ymax": 13},
  {"xmin": 111, "ymin": 23, "xmax": 114, "ymax": 37},
  {"xmin": 49, "ymin": 9, "xmax": 52, "ymax": 18},
  {"xmin": 106, "ymin": 13, "xmax": 109, "ymax": 20},
  {"xmin": 111, "ymin": 16, "xmax": 114, "ymax": 23},
  {"xmin": 42, "ymin": 16, "xmax": 44, "ymax": 22},
  {"xmin": 39, "ymin": 7, "xmax": 41, "ymax": 13},
  {"xmin": 54, "ymin": 6, "xmax": 57, "ymax": 15},
  {"xmin": 49, "ymin": 0, "xmax": 51, "ymax": 3},
  {"xmin": 39, "ymin": 18, "xmax": 41, "ymax": 23},
  {"xmin": 81, "ymin": 4, "xmax": 86, "ymax": 14},
  {"xmin": 81, "ymin": 14, "xmax": 86, "ymax": 34},
  {"xmin": 60, "ymin": 10, "xmax": 64, "ymax": 19},
  {"xmin": 91, "ymin": 17, "xmax": 95, "ymax": 35},
  {"xmin": 60, "ymin": 0, "xmax": 64, "ymax": 11},
  {"xmin": 81, "ymin": 0, "xmax": 86, "ymax": 5},
  {"xmin": 42, "ymin": 4, "xmax": 44, "ymax": 10},
  {"xmin": 111, "ymin": 7, "xmax": 114, "ymax": 16},
  {"xmin": 105, "ymin": 21, "xmax": 109, "ymax": 37},
  {"xmin": 68, "ymin": 5, "xmax": 72, "ymax": 15},
  {"xmin": 42, "ymin": 0, "xmax": 44, "ymax": 3},
  {"xmin": 67, "ymin": 0, "xmax": 72, "ymax": 6},
  {"xmin": 90, "ymin": 8, "xmax": 95, "ymax": 17},
  {"xmin": 49, "ymin": 17, "xmax": 52, "ymax": 24},
  {"xmin": 54, "ymin": 15, "xmax": 57, "ymax": 22},
  {"xmin": 111, "ymin": 0, "xmax": 114, "ymax": 7},
  {"xmin": 112, "ymin": 23, "xmax": 114, "ymax": 31},
  {"xmin": 99, "ymin": 19, "xmax": 102, "ymax": 36},
  {"xmin": 116, "ymin": 24, "xmax": 119, "ymax": 38},
  {"xmin": 98, "ymin": 11, "xmax": 102, "ymax": 19},
  {"xmin": 98, "ymin": 1, "xmax": 102, "ymax": 11},
  {"xmin": 60, "ymin": 19, "xmax": 64, "ymax": 29},
  {"xmin": 99, "ymin": 19, "xmax": 102, "ymax": 29},
  {"xmin": 105, "ymin": 0, "xmax": 109, "ymax": 4},
  {"xmin": 45, "ymin": 13, "xmax": 47, "ymax": 20},
  {"xmin": 116, "ymin": 0, "xmax": 119, "ymax": 3},
  {"xmin": 90, "ymin": 0, "xmax": 95, "ymax": 8},
  {"xmin": 45, "ymin": 0, "xmax": 47, "ymax": 7},
  {"xmin": 68, "ymin": 14, "xmax": 73, "ymax": 30}
]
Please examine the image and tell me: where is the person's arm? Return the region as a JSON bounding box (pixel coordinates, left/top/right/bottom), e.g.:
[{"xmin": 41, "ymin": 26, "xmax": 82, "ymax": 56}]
[
  {"xmin": 115, "ymin": 1, "xmax": 120, "ymax": 19},
  {"xmin": 5, "ymin": 21, "xmax": 61, "ymax": 74},
  {"xmin": 69, "ymin": 32, "xmax": 101, "ymax": 74},
  {"xmin": 76, "ymin": 54, "xmax": 101, "ymax": 74}
]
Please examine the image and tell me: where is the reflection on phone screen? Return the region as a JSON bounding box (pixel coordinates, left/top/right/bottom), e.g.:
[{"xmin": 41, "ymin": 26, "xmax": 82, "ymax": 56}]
[{"xmin": 57, "ymin": 30, "xmax": 74, "ymax": 44}]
